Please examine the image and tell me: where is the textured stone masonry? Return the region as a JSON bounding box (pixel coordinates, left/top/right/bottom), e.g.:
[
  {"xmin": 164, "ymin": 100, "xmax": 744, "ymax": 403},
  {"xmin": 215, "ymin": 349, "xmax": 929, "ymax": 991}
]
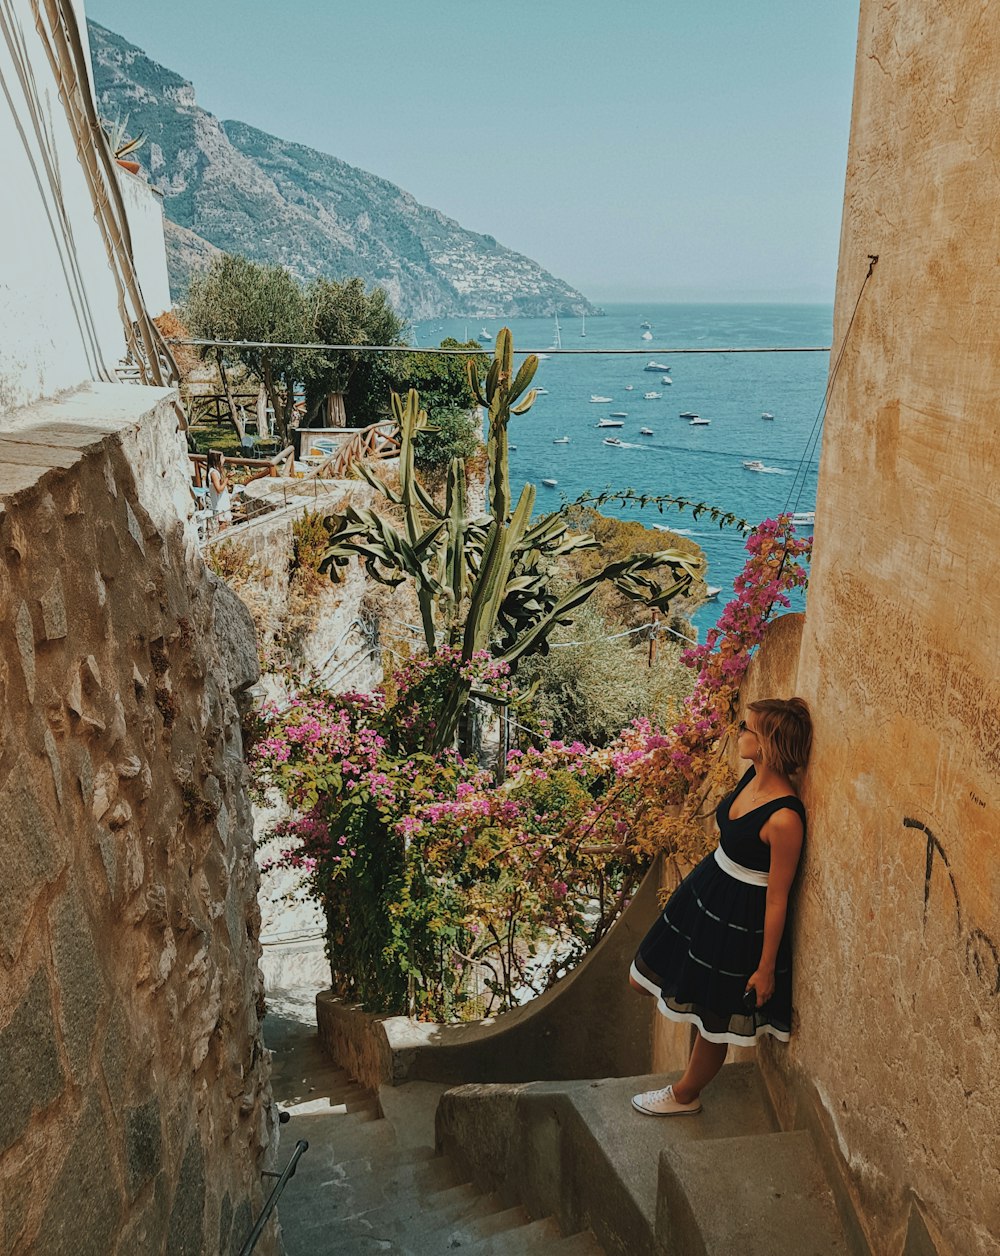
[{"xmin": 0, "ymin": 383, "xmax": 278, "ymax": 1254}]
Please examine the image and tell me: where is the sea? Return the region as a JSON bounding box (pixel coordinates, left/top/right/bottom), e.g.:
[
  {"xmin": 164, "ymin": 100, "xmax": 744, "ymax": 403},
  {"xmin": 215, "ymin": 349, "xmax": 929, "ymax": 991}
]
[{"xmin": 410, "ymin": 303, "xmax": 832, "ymax": 639}]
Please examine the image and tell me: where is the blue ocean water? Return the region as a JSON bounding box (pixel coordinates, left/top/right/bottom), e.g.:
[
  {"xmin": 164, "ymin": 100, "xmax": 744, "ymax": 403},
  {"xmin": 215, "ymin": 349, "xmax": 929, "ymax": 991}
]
[{"xmin": 411, "ymin": 303, "xmax": 831, "ymax": 638}]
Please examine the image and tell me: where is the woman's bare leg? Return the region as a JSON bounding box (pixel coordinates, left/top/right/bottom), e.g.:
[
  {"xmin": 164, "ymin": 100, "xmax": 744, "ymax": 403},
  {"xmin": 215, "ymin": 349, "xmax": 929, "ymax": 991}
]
[{"xmin": 671, "ymin": 1033, "xmax": 728, "ymax": 1103}]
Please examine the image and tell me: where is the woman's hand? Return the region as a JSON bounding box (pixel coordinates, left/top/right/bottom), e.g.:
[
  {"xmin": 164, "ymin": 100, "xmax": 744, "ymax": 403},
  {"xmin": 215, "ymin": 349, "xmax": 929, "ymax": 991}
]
[{"xmin": 746, "ymin": 966, "xmax": 775, "ymax": 1007}]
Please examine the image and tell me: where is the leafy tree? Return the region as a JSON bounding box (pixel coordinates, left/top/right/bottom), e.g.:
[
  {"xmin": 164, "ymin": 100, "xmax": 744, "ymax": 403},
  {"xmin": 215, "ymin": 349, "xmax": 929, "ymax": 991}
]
[
  {"xmin": 298, "ymin": 277, "xmax": 404, "ymax": 428},
  {"xmin": 389, "ymin": 338, "xmax": 485, "ymax": 416},
  {"xmin": 413, "ymin": 406, "xmax": 482, "ymax": 472},
  {"xmin": 185, "ymin": 253, "xmax": 304, "ymax": 440}
]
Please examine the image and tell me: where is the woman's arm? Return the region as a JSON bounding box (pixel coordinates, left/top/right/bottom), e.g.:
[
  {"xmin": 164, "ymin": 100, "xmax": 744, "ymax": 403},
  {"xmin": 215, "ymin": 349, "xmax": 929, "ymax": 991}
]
[{"xmin": 746, "ymin": 808, "xmax": 804, "ymax": 1005}]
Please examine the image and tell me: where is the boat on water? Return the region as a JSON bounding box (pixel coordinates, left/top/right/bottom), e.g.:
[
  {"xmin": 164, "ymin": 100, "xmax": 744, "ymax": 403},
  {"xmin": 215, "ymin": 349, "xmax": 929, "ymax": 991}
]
[
  {"xmin": 661, "ymin": 376, "xmax": 673, "ymax": 385},
  {"xmin": 553, "ymin": 436, "xmax": 570, "ymax": 444},
  {"xmin": 640, "ymin": 427, "xmax": 654, "ymax": 436},
  {"xmin": 761, "ymin": 411, "xmax": 775, "ymax": 420},
  {"xmin": 534, "ymin": 387, "xmax": 549, "ymax": 394},
  {"xmin": 541, "ymin": 478, "xmax": 558, "ymax": 487},
  {"xmin": 705, "ymin": 586, "xmax": 722, "ymax": 601},
  {"xmin": 509, "ymin": 444, "xmax": 517, "ymax": 451},
  {"xmin": 791, "ymin": 510, "xmax": 816, "ymax": 527},
  {"xmin": 581, "ymin": 312, "xmax": 587, "ymax": 337},
  {"xmin": 644, "ymin": 361, "xmax": 670, "ymax": 372},
  {"xmin": 535, "ymin": 353, "xmax": 551, "ymax": 361},
  {"xmin": 689, "ymin": 417, "xmax": 711, "ymax": 426},
  {"xmin": 596, "ymin": 418, "xmax": 624, "ymax": 428},
  {"xmin": 590, "ymin": 394, "xmax": 613, "ymax": 403},
  {"xmin": 640, "ymin": 320, "xmax": 652, "ymax": 329},
  {"xmin": 549, "ymin": 313, "xmax": 563, "ymax": 351},
  {"xmin": 641, "ymin": 330, "xmax": 654, "ymax": 341},
  {"xmin": 609, "ymin": 410, "xmax": 629, "ymax": 418},
  {"xmin": 644, "ymin": 391, "xmax": 662, "ymax": 400},
  {"xmin": 742, "ymin": 459, "xmax": 766, "ymax": 472},
  {"xmin": 624, "ymin": 384, "xmax": 634, "ymax": 391},
  {"xmin": 479, "ymin": 327, "xmax": 492, "ymax": 341},
  {"xmin": 679, "ymin": 411, "xmax": 698, "ymax": 418},
  {"xmin": 602, "ymin": 437, "xmax": 624, "ymax": 447}
]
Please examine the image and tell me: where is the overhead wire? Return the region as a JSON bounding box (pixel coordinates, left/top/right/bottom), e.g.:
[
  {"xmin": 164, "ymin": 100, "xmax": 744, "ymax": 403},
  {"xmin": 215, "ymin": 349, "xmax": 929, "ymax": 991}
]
[{"xmin": 169, "ymin": 337, "xmax": 831, "ymax": 358}]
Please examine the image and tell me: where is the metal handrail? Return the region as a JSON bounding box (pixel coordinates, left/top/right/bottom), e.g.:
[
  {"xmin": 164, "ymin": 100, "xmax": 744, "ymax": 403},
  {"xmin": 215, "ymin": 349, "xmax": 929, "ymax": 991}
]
[{"xmin": 238, "ymin": 1138, "xmax": 309, "ymax": 1256}]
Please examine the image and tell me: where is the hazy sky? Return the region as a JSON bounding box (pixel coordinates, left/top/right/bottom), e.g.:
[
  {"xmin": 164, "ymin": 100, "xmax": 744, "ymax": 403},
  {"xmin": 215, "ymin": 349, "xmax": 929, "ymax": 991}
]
[{"xmin": 88, "ymin": 0, "xmax": 860, "ymax": 304}]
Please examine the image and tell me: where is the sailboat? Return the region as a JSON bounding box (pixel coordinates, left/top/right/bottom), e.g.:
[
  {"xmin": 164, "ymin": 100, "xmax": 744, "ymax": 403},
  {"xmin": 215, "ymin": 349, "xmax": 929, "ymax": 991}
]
[
  {"xmin": 581, "ymin": 312, "xmax": 587, "ymax": 337},
  {"xmin": 549, "ymin": 312, "xmax": 563, "ymax": 351}
]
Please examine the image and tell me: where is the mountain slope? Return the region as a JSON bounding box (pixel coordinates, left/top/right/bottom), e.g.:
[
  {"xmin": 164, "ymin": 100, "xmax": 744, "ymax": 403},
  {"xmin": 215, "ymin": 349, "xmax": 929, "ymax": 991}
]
[{"xmin": 87, "ymin": 22, "xmax": 591, "ymax": 319}]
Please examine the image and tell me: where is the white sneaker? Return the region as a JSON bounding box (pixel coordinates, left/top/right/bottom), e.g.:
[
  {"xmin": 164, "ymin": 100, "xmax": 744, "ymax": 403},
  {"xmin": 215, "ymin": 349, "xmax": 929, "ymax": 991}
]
[{"xmin": 631, "ymin": 1084, "xmax": 702, "ymax": 1117}]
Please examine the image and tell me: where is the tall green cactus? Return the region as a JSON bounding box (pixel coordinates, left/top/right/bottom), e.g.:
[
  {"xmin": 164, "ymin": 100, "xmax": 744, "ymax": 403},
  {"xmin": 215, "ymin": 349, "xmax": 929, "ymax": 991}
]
[{"xmin": 321, "ymin": 330, "xmax": 703, "ymax": 753}]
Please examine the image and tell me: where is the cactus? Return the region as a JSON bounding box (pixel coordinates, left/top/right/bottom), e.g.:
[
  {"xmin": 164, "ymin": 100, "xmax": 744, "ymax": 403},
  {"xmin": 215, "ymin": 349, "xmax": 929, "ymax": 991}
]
[{"xmin": 321, "ymin": 330, "xmax": 702, "ymax": 753}]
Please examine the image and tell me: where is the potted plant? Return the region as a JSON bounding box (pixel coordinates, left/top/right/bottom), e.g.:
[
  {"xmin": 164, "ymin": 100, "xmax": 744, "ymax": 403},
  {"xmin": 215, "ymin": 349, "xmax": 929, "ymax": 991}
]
[{"xmin": 102, "ymin": 112, "xmax": 146, "ymax": 175}]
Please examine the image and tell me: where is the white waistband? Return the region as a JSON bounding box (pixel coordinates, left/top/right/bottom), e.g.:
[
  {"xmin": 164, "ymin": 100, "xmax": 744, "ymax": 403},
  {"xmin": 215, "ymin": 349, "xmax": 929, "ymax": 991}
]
[{"xmin": 714, "ymin": 844, "xmax": 769, "ymax": 886}]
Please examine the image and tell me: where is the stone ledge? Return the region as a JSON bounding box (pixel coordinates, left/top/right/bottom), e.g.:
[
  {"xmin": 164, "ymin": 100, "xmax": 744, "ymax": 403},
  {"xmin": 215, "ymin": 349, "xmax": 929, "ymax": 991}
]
[{"xmin": 0, "ymin": 381, "xmax": 176, "ymax": 510}]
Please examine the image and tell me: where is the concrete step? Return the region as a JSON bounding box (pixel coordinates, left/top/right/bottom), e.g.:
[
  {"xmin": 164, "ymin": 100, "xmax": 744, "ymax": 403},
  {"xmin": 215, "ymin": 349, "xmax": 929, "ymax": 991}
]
[
  {"xmin": 267, "ymin": 1009, "xmax": 608, "ymax": 1255},
  {"xmin": 657, "ymin": 1129, "xmax": 849, "ymax": 1256},
  {"xmin": 436, "ymin": 1063, "xmax": 781, "ymax": 1256}
]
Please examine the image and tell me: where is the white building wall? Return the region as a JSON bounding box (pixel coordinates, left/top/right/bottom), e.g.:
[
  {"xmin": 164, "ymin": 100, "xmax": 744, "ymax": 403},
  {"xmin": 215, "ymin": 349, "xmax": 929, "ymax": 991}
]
[
  {"xmin": 117, "ymin": 169, "xmax": 172, "ymax": 317},
  {"xmin": 0, "ymin": 0, "xmax": 166, "ymax": 418}
]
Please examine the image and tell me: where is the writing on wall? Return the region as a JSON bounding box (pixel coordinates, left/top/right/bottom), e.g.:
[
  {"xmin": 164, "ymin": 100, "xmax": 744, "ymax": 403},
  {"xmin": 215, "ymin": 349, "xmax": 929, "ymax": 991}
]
[{"xmin": 904, "ymin": 817, "xmax": 1000, "ymax": 998}]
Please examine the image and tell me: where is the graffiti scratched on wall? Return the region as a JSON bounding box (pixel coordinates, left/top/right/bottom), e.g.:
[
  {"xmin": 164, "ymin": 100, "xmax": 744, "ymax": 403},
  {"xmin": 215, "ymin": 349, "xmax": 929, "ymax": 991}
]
[{"xmin": 904, "ymin": 817, "xmax": 1000, "ymax": 998}]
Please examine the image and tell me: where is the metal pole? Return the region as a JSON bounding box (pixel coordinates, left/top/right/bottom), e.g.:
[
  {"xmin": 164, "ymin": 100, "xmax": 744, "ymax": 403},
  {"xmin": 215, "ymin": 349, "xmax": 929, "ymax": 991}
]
[{"xmin": 237, "ymin": 1139, "xmax": 309, "ymax": 1256}]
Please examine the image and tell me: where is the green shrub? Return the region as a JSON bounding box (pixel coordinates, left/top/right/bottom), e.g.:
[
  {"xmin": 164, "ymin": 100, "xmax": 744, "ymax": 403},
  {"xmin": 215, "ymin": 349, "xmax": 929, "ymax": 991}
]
[
  {"xmin": 413, "ymin": 406, "xmax": 482, "ymax": 471},
  {"xmin": 518, "ymin": 603, "xmax": 694, "ymax": 746}
]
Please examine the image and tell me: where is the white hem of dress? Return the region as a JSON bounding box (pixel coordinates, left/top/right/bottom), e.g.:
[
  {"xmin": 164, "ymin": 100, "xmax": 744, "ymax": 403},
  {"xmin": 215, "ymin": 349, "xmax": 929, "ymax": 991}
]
[{"xmin": 630, "ymin": 961, "xmax": 790, "ymax": 1046}]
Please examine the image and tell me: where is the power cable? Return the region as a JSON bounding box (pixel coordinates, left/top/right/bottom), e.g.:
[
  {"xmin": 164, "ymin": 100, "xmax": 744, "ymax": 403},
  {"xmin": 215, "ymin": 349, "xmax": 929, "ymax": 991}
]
[{"xmin": 169, "ymin": 338, "xmax": 831, "ymax": 358}]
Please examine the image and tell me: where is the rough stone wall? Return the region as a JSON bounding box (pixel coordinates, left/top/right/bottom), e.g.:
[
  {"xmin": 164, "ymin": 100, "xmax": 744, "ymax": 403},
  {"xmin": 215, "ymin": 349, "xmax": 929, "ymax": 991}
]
[
  {"xmin": 760, "ymin": 4, "xmax": 1000, "ymax": 1252},
  {"xmin": 0, "ymin": 383, "xmax": 277, "ymax": 1254}
]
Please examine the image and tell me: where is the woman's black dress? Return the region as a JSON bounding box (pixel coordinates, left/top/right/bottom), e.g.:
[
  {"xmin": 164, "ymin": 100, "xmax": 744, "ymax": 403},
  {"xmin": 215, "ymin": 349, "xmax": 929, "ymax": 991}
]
[{"xmin": 630, "ymin": 766, "xmax": 805, "ymax": 1045}]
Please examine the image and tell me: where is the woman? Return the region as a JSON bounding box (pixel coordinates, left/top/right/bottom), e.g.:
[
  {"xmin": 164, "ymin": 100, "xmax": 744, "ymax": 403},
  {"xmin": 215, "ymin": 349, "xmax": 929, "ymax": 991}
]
[
  {"xmin": 629, "ymin": 697, "xmax": 812, "ymax": 1116},
  {"xmin": 206, "ymin": 449, "xmax": 232, "ymax": 531}
]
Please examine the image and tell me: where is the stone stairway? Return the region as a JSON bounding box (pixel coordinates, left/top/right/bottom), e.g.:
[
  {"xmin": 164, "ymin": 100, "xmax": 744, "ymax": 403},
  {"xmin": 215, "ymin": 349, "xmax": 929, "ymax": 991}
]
[
  {"xmin": 265, "ymin": 998, "xmax": 605, "ymax": 1255},
  {"xmin": 436, "ymin": 1066, "xmax": 852, "ymax": 1256}
]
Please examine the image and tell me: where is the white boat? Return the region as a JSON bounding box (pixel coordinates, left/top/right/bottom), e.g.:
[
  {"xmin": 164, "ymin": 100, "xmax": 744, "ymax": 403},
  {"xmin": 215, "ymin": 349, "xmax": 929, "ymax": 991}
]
[
  {"xmin": 641, "ymin": 330, "xmax": 653, "ymax": 341},
  {"xmin": 535, "ymin": 353, "xmax": 551, "ymax": 361},
  {"xmin": 509, "ymin": 444, "xmax": 517, "ymax": 451},
  {"xmin": 639, "ymin": 427, "xmax": 654, "ymax": 435},
  {"xmin": 661, "ymin": 376, "xmax": 673, "ymax": 385},
  {"xmin": 624, "ymin": 384, "xmax": 634, "ymax": 391},
  {"xmin": 679, "ymin": 410, "xmax": 698, "ymax": 418},
  {"xmin": 689, "ymin": 417, "xmax": 711, "ymax": 426},
  {"xmin": 534, "ymin": 387, "xmax": 549, "ymax": 394},
  {"xmin": 762, "ymin": 411, "xmax": 775, "ymax": 420},
  {"xmin": 541, "ymin": 478, "xmax": 558, "ymax": 487},
  {"xmin": 553, "ymin": 436, "xmax": 570, "ymax": 444},
  {"xmin": 742, "ymin": 459, "xmax": 766, "ymax": 472},
  {"xmin": 596, "ymin": 418, "xmax": 624, "ymax": 428},
  {"xmin": 643, "ymin": 391, "xmax": 661, "ymax": 400},
  {"xmin": 581, "ymin": 312, "xmax": 587, "ymax": 337},
  {"xmin": 590, "ymin": 394, "xmax": 613, "ymax": 403},
  {"xmin": 640, "ymin": 320, "xmax": 652, "ymax": 329},
  {"xmin": 603, "ymin": 437, "xmax": 623, "ymax": 447},
  {"xmin": 791, "ymin": 510, "xmax": 816, "ymax": 527},
  {"xmin": 644, "ymin": 361, "xmax": 670, "ymax": 372},
  {"xmin": 705, "ymin": 586, "xmax": 722, "ymax": 601},
  {"xmin": 549, "ymin": 313, "xmax": 563, "ymax": 351},
  {"xmin": 479, "ymin": 327, "xmax": 492, "ymax": 341},
  {"xmin": 609, "ymin": 410, "xmax": 629, "ymax": 417}
]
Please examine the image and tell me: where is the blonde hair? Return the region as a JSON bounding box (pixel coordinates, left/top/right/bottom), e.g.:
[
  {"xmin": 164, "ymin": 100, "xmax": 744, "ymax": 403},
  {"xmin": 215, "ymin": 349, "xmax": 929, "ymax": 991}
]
[{"xmin": 747, "ymin": 697, "xmax": 812, "ymax": 776}]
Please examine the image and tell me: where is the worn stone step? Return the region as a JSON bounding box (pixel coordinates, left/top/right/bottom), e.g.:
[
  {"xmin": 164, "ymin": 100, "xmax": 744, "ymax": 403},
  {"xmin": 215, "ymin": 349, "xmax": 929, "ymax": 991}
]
[
  {"xmin": 657, "ymin": 1129, "xmax": 848, "ymax": 1256},
  {"xmin": 460, "ymin": 1215, "xmax": 565, "ymax": 1254}
]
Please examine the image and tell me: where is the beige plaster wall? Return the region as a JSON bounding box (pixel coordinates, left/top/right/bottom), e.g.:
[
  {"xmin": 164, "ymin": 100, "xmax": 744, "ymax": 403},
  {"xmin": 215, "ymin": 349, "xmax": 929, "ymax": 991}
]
[
  {"xmin": 762, "ymin": 4, "xmax": 1000, "ymax": 1252},
  {"xmin": 0, "ymin": 384, "xmax": 277, "ymax": 1254}
]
